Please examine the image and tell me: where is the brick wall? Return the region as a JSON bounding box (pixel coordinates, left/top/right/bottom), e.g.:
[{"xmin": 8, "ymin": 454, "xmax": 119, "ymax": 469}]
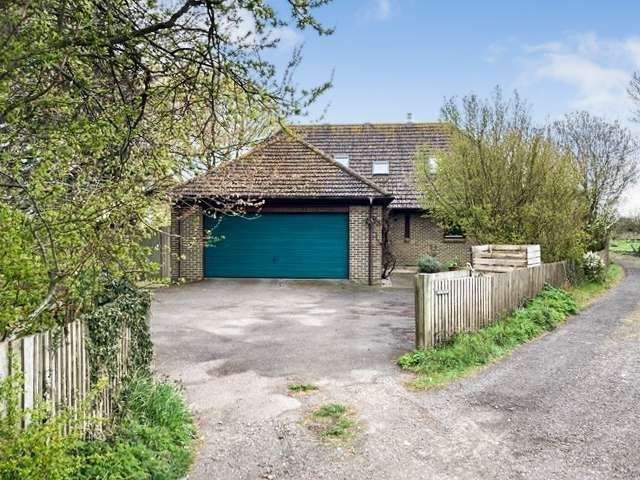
[
  {"xmin": 388, "ymin": 211, "xmax": 473, "ymax": 266},
  {"xmin": 349, "ymin": 205, "xmax": 383, "ymax": 285},
  {"xmin": 170, "ymin": 206, "xmax": 203, "ymax": 282}
]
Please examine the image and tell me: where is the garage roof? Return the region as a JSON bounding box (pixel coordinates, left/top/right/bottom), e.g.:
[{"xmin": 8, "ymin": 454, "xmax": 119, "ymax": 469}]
[{"xmin": 177, "ymin": 130, "xmax": 392, "ymax": 202}]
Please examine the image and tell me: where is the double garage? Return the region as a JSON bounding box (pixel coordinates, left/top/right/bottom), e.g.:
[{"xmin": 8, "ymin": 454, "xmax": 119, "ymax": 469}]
[{"xmin": 203, "ymin": 212, "xmax": 349, "ymax": 279}]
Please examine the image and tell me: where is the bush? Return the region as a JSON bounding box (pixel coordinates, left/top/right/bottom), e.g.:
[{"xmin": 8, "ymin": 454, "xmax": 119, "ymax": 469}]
[
  {"xmin": 418, "ymin": 255, "xmax": 444, "ymax": 273},
  {"xmin": 0, "ymin": 368, "xmax": 89, "ymax": 480},
  {"xmin": 77, "ymin": 375, "xmax": 196, "ymax": 479},
  {"xmin": 0, "ymin": 373, "xmax": 195, "ymax": 480},
  {"xmin": 582, "ymin": 251, "xmax": 605, "ymax": 282},
  {"xmin": 445, "ymin": 260, "xmax": 459, "ymax": 271}
]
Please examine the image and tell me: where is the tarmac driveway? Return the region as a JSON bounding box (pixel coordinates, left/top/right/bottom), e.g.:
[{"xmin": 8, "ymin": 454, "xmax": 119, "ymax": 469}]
[
  {"xmin": 152, "ymin": 257, "xmax": 640, "ymax": 480},
  {"xmin": 151, "ymin": 279, "xmax": 415, "ymax": 478}
]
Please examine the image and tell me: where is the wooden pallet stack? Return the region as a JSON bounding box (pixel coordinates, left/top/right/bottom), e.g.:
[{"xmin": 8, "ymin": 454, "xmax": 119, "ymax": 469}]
[{"xmin": 471, "ymin": 244, "xmax": 541, "ymax": 273}]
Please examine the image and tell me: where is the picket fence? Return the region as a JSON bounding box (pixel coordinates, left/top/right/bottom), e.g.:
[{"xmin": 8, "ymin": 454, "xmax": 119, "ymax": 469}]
[
  {"xmin": 0, "ymin": 319, "xmax": 130, "ymax": 421},
  {"xmin": 415, "ymin": 261, "xmax": 572, "ymax": 348}
]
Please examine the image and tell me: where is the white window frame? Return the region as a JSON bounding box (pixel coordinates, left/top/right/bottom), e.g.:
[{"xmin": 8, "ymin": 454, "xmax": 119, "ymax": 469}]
[
  {"xmin": 427, "ymin": 156, "xmax": 438, "ymax": 174},
  {"xmin": 372, "ymin": 160, "xmax": 389, "ymax": 175},
  {"xmin": 333, "ymin": 153, "xmax": 350, "ymax": 168}
]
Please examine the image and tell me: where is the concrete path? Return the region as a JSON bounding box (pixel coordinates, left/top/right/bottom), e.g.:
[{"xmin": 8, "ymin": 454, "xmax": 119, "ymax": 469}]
[{"xmin": 151, "ymin": 256, "xmax": 640, "ymax": 480}]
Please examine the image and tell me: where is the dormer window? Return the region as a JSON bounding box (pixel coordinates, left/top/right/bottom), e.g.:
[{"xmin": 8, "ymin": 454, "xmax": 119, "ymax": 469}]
[
  {"xmin": 372, "ymin": 160, "xmax": 389, "ymax": 175},
  {"xmin": 334, "ymin": 153, "xmax": 350, "ymax": 168}
]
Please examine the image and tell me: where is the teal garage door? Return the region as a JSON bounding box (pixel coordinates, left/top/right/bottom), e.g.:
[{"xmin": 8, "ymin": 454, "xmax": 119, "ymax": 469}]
[{"xmin": 203, "ymin": 213, "xmax": 348, "ymax": 278}]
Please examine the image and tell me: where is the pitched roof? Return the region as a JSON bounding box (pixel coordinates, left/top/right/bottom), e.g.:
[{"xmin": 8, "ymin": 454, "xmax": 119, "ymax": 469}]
[
  {"xmin": 177, "ymin": 130, "xmax": 391, "ymax": 201},
  {"xmin": 290, "ymin": 122, "xmax": 450, "ymax": 209}
]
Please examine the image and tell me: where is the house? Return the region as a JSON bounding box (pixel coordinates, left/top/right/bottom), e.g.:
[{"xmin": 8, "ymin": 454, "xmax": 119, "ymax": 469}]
[{"xmin": 171, "ymin": 122, "xmax": 474, "ymax": 285}]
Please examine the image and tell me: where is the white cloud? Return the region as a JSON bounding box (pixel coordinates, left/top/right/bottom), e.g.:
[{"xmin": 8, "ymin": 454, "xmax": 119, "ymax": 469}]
[
  {"xmin": 522, "ymin": 33, "xmax": 636, "ymax": 121},
  {"xmin": 519, "ymin": 33, "xmax": 640, "ymax": 213},
  {"xmin": 359, "ymin": 0, "xmax": 392, "ymax": 22}
]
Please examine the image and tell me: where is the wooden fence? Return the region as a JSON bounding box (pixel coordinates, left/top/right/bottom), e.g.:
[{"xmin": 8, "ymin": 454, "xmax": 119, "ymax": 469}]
[
  {"xmin": 472, "ymin": 244, "xmax": 541, "ymax": 273},
  {"xmin": 0, "ymin": 319, "xmax": 130, "ymax": 422},
  {"xmin": 415, "ymin": 261, "xmax": 571, "ymax": 348},
  {"xmin": 143, "ymin": 226, "xmax": 171, "ymax": 280}
]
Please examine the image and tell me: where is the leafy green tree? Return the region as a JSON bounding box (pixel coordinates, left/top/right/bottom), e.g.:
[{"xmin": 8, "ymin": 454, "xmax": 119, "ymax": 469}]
[
  {"xmin": 416, "ymin": 88, "xmax": 587, "ymax": 262},
  {"xmin": 0, "ymin": 0, "xmax": 332, "ymax": 338}
]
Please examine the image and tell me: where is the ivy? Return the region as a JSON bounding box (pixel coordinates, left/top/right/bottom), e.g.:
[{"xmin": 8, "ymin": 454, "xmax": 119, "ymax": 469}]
[{"xmin": 84, "ymin": 274, "xmax": 153, "ymax": 385}]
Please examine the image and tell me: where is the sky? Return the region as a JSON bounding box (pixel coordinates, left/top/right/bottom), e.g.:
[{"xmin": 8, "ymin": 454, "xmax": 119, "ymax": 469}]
[{"xmin": 267, "ymin": 0, "xmax": 640, "ymax": 214}]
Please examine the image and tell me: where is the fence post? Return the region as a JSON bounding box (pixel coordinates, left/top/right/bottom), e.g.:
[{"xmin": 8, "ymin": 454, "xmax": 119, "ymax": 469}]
[{"xmin": 415, "ymin": 274, "xmax": 434, "ymax": 349}]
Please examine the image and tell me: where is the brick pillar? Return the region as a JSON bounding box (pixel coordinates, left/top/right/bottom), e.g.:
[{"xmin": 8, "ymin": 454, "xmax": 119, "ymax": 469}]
[
  {"xmin": 349, "ymin": 205, "xmax": 383, "ymax": 285},
  {"xmin": 170, "ymin": 205, "xmax": 203, "ymax": 282}
]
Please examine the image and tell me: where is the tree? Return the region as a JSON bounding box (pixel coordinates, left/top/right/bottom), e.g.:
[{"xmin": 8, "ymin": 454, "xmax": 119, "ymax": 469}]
[
  {"xmin": 551, "ymin": 111, "xmax": 638, "ymax": 249},
  {"xmin": 0, "ymin": 0, "xmax": 333, "ymax": 338},
  {"xmin": 615, "ymin": 210, "xmax": 640, "ymax": 237},
  {"xmin": 416, "ymin": 88, "xmax": 587, "ymax": 262}
]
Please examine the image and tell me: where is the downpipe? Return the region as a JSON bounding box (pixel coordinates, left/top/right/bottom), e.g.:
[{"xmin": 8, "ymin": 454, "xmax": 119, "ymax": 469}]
[{"xmin": 368, "ymin": 197, "xmax": 373, "ymax": 286}]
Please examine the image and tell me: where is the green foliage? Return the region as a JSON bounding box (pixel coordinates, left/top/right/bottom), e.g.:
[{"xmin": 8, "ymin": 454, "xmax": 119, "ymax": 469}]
[
  {"xmin": 398, "ymin": 285, "xmax": 578, "ymax": 388},
  {"xmin": 445, "ymin": 260, "xmax": 459, "ymax": 271},
  {"xmin": 288, "ymin": 383, "xmax": 319, "ymax": 393},
  {"xmin": 0, "ymin": 206, "xmax": 51, "ymax": 339},
  {"xmin": 321, "ymin": 419, "xmax": 356, "ymax": 438},
  {"xmin": 309, "ymin": 403, "xmax": 356, "ymax": 439},
  {"xmin": 418, "ymin": 255, "xmax": 445, "ymax": 274},
  {"xmin": 78, "ymin": 376, "xmax": 196, "ymax": 480},
  {"xmin": 313, "ymin": 403, "xmax": 346, "ymax": 418},
  {"xmin": 611, "ymin": 239, "xmax": 640, "ymax": 257},
  {"xmin": 0, "ymin": 372, "xmax": 195, "ymax": 480},
  {"xmin": 84, "ymin": 274, "xmax": 153, "ymax": 385},
  {"xmin": 0, "ymin": 367, "xmax": 101, "ymax": 480},
  {"xmin": 569, "ymin": 263, "xmax": 623, "ymax": 309},
  {"xmin": 0, "ymin": 0, "xmax": 332, "ymax": 339},
  {"xmin": 416, "ymin": 88, "xmax": 587, "ymax": 262}
]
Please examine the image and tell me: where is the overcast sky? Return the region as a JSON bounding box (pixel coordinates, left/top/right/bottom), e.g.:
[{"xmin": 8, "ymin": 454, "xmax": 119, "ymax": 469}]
[{"xmin": 269, "ymin": 0, "xmax": 640, "ymax": 214}]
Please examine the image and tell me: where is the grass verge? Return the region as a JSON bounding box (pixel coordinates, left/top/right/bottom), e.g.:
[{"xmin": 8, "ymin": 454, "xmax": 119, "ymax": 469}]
[
  {"xmin": 306, "ymin": 403, "xmax": 357, "ymax": 440},
  {"xmin": 569, "ymin": 263, "xmax": 624, "ymax": 308},
  {"xmin": 610, "ymin": 239, "xmax": 640, "ymax": 254},
  {"xmin": 398, "ymin": 264, "xmax": 623, "ymax": 390}
]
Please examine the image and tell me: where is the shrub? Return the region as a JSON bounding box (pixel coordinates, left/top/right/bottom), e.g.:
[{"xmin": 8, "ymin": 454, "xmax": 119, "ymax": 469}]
[
  {"xmin": 0, "ymin": 372, "xmax": 195, "ymax": 480},
  {"xmin": 78, "ymin": 375, "xmax": 196, "ymax": 479},
  {"xmin": 0, "ymin": 368, "xmax": 88, "ymax": 480},
  {"xmin": 445, "ymin": 260, "xmax": 459, "ymax": 271},
  {"xmin": 582, "ymin": 251, "xmax": 605, "ymax": 282},
  {"xmin": 85, "ymin": 274, "xmax": 153, "ymax": 385},
  {"xmin": 418, "ymin": 255, "xmax": 444, "ymax": 274}
]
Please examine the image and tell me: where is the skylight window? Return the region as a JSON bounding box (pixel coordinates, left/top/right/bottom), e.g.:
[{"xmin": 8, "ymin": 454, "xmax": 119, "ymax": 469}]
[
  {"xmin": 427, "ymin": 156, "xmax": 438, "ymax": 174},
  {"xmin": 333, "ymin": 153, "xmax": 350, "ymax": 168},
  {"xmin": 372, "ymin": 160, "xmax": 389, "ymax": 175}
]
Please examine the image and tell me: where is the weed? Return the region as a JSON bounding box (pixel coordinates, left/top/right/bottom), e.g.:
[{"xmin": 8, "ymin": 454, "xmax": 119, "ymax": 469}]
[
  {"xmin": 321, "ymin": 419, "xmax": 355, "ymax": 438},
  {"xmin": 288, "ymin": 383, "xmax": 318, "ymax": 394},
  {"xmin": 307, "ymin": 403, "xmax": 356, "ymax": 440},
  {"xmin": 313, "ymin": 403, "xmax": 346, "ymax": 418}
]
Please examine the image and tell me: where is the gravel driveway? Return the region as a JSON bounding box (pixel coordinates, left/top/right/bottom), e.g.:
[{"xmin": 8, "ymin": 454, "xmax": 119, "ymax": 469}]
[{"xmin": 151, "ymin": 256, "xmax": 640, "ymax": 480}]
